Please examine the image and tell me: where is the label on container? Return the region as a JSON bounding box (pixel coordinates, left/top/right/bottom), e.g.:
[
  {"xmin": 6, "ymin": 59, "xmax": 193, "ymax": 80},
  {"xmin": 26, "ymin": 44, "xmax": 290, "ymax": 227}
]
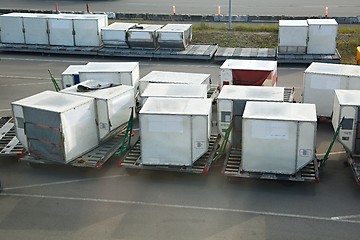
[{"xmin": 299, "ymin": 149, "xmax": 312, "ymax": 157}]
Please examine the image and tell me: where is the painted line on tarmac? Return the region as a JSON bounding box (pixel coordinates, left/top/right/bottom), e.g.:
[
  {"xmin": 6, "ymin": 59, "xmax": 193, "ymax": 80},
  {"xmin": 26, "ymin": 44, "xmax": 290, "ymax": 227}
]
[
  {"xmin": 0, "ymin": 109, "xmax": 11, "ymax": 112},
  {"xmin": 3, "ymin": 174, "xmax": 129, "ymax": 191},
  {"xmin": 1, "ymin": 192, "xmax": 360, "ymax": 224},
  {"xmin": 331, "ymin": 214, "xmax": 360, "ymax": 220},
  {"xmin": 0, "ymin": 75, "xmax": 49, "ymax": 80}
]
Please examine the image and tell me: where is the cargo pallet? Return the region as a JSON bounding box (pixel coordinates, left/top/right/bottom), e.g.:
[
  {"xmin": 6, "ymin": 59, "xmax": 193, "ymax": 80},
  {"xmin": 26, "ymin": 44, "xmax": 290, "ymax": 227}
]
[
  {"xmin": 20, "ymin": 126, "xmax": 127, "ymax": 168},
  {"xmin": 119, "ymin": 134, "xmax": 221, "ymax": 174},
  {"xmin": 0, "ymin": 116, "xmax": 26, "ymax": 157},
  {"xmin": 222, "ymin": 146, "xmax": 320, "ymax": 182},
  {"xmin": 347, "ymin": 156, "xmax": 360, "ymax": 186}
]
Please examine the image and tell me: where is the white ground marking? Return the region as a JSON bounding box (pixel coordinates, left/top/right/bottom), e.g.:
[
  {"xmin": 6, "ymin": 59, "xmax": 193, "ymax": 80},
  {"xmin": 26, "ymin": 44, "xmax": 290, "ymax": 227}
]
[
  {"xmin": 3, "ymin": 174, "xmax": 128, "ymax": 190},
  {"xmin": 1, "ymin": 192, "xmax": 360, "ymax": 224},
  {"xmin": 0, "ymin": 109, "xmax": 11, "ymax": 112},
  {"xmin": 316, "ymin": 151, "xmax": 347, "ymax": 157}
]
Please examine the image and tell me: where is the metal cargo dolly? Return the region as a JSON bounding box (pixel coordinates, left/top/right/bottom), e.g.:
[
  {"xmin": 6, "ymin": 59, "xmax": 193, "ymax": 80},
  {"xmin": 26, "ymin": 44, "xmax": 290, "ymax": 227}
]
[
  {"xmin": 20, "ymin": 125, "xmax": 127, "ymax": 169},
  {"xmin": 347, "ymin": 156, "xmax": 360, "ymax": 186},
  {"xmin": 0, "ymin": 116, "xmax": 26, "ymax": 158},
  {"xmin": 222, "ymin": 146, "xmax": 320, "ymax": 182},
  {"xmin": 118, "ymin": 134, "xmax": 221, "ymax": 174}
]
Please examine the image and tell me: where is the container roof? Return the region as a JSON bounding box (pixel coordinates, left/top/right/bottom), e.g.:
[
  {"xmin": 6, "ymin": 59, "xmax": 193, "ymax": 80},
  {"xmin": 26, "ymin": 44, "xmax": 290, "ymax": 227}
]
[
  {"xmin": 12, "ymin": 90, "xmax": 93, "ymax": 113},
  {"xmin": 157, "ymin": 24, "xmax": 192, "ymax": 32},
  {"xmin": 62, "ymin": 65, "xmax": 87, "ymax": 75},
  {"xmin": 279, "ymin": 20, "xmax": 308, "ymax": 27},
  {"xmin": 335, "ymin": 90, "xmax": 360, "ymax": 106},
  {"xmin": 61, "ymin": 80, "xmax": 134, "ymax": 99},
  {"xmin": 220, "ymin": 59, "xmax": 277, "ymax": 71},
  {"xmin": 141, "ymin": 83, "xmax": 207, "ymax": 98},
  {"xmin": 243, "ymin": 102, "xmax": 317, "ymax": 122},
  {"xmin": 305, "ymin": 62, "xmax": 360, "ymax": 77},
  {"xmin": 140, "ymin": 97, "xmax": 212, "ymax": 115},
  {"xmin": 102, "ymin": 22, "xmax": 137, "ymax": 31},
  {"xmin": 128, "ymin": 24, "xmax": 163, "ymax": 32},
  {"xmin": 140, "ymin": 71, "xmax": 210, "ymax": 84},
  {"xmin": 80, "ymin": 62, "xmax": 139, "ymax": 72},
  {"xmin": 307, "ymin": 19, "xmax": 338, "ymax": 25},
  {"xmin": 218, "ymin": 85, "xmax": 284, "ymax": 101}
]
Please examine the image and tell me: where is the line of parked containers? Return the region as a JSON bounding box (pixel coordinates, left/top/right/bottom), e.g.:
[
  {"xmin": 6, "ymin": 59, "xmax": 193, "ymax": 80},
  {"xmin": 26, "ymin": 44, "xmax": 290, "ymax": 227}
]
[
  {"xmin": 10, "ymin": 58, "xmax": 360, "ymax": 177},
  {"xmin": 278, "ymin": 19, "xmax": 338, "ymax": 55},
  {"xmin": 0, "ymin": 12, "xmax": 192, "ymax": 49}
]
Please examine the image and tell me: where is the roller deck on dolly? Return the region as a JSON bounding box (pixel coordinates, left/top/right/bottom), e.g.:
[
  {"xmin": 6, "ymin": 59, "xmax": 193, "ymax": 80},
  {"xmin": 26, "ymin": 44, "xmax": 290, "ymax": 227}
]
[
  {"xmin": 0, "ymin": 116, "xmax": 26, "ymax": 158},
  {"xmin": 119, "ymin": 134, "xmax": 221, "ymax": 174}
]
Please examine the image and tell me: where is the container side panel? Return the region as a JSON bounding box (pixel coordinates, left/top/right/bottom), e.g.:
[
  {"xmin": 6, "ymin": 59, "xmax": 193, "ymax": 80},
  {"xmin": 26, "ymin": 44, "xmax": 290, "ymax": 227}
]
[
  {"xmin": 0, "ymin": 16, "xmax": 24, "ymax": 44},
  {"xmin": 303, "ymin": 73, "xmax": 347, "ymax": 117},
  {"xmin": 217, "ymin": 99, "xmax": 233, "ymax": 138},
  {"xmin": 23, "ymin": 108, "xmax": 63, "ymax": 162},
  {"xmin": 49, "ymin": 19, "xmax": 74, "ymax": 46},
  {"xmin": 79, "ymin": 72, "xmax": 121, "ymax": 85},
  {"xmin": 191, "ymin": 116, "xmax": 209, "ymax": 162},
  {"xmin": 278, "ymin": 26, "xmax": 308, "ymax": 47},
  {"xmin": 140, "ymin": 115, "xmax": 192, "ymax": 166},
  {"xmin": 307, "ymin": 25, "xmax": 337, "ymax": 54},
  {"xmin": 23, "ymin": 17, "xmax": 48, "ymax": 45},
  {"xmin": 332, "ymin": 94, "xmax": 341, "ymax": 131},
  {"xmin": 97, "ymin": 100, "xmax": 110, "ymax": 141},
  {"xmin": 220, "ymin": 69, "xmax": 233, "ymax": 89},
  {"xmin": 61, "ymin": 75, "xmax": 76, "ymax": 89},
  {"xmin": 12, "ymin": 105, "xmax": 28, "ymax": 149},
  {"xmin": 242, "ymin": 119, "xmax": 297, "ymax": 174},
  {"xmin": 338, "ymin": 106, "xmax": 356, "ymax": 153},
  {"xmin": 296, "ymin": 122, "xmax": 316, "ymax": 171},
  {"xmin": 348, "ymin": 76, "xmax": 360, "ymax": 90},
  {"xmin": 61, "ymin": 102, "xmax": 98, "ymax": 162},
  {"xmin": 108, "ymin": 90, "xmax": 135, "ymax": 132},
  {"xmin": 74, "ymin": 19, "xmax": 101, "ymax": 47}
]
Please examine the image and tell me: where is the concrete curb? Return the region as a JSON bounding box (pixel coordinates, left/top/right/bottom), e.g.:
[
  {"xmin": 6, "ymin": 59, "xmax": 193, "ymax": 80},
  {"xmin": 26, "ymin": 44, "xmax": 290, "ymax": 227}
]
[{"xmin": 1, "ymin": 9, "xmax": 359, "ymax": 24}]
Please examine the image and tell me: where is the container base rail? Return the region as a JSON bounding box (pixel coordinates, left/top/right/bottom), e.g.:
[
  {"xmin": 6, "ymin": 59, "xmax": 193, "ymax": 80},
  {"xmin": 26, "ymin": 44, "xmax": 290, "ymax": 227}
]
[
  {"xmin": 222, "ymin": 146, "xmax": 320, "ymax": 182},
  {"xmin": 118, "ymin": 134, "xmax": 221, "ymax": 174},
  {"xmin": 347, "ymin": 156, "xmax": 360, "ymax": 186},
  {"xmin": 20, "ymin": 125, "xmax": 127, "ymax": 168},
  {"xmin": 0, "ymin": 117, "xmax": 26, "ymax": 158}
]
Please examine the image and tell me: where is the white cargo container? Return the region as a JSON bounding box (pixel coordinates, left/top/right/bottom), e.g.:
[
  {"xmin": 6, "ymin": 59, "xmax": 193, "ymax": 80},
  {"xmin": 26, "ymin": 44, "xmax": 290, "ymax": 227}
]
[
  {"xmin": 156, "ymin": 24, "xmax": 192, "ymax": 49},
  {"xmin": 278, "ymin": 20, "xmax": 308, "ymax": 54},
  {"xmin": 307, "ymin": 19, "xmax": 338, "ymax": 54},
  {"xmin": 78, "ymin": 62, "xmax": 140, "ymax": 94},
  {"xmin": 101, "ymin": 22, "xmax": 137, "ymax": 47},
  {"xmin": 140, "ymin": 98, "xmax": 212, "ymax": 166},
  {"xmin": 332, "ymin": 90, "xmax": 360, "ymax": 156},
  {"xmin": 220, "ymin": 59, "xmax": 277, "ymax": 89},
  {"xmin": 61, "ymin": 65, "xmax": 87, "ymax": 88},
  {"xmin": 0, "ymin": 13, "xmax": 25, "ymax": 44},
  {"xmin": 217, "ymin": 85, "xmax": 285, "ymax": 147},
  {"xmin": 61, "ymin": 80, "xmax": 135, "ymax": 141},
  {"xmin": 22, "ymin": 13, "xmax": 49, "ymax": 45},
  {"xmin": 141, "ymin": 83, "xmax": 207, "ymax": 105},
  {"xmin": 242, "ymin": 102, "xmax": 317, "ymax": 174},
  {"xmin": 127, "ymin": 24, "xmax": 163, "ymax": 49},
  {"xmin": 48, "ymin": 14, "xmax": 79, "ymax": 46},
  {"xmin": 11, "ymin": 91, "xmax": 98, "ymax": 163},
  {"xmin": 303, "ymin": 62, "xmax": 360, "ymax": 118},
  {"xmin": 73, "ymin": 14, "xmax": 108, "ymax": 46},
  {"xmin": 139, "ymin": 71, "xmax": 211, "ymax": 94}
]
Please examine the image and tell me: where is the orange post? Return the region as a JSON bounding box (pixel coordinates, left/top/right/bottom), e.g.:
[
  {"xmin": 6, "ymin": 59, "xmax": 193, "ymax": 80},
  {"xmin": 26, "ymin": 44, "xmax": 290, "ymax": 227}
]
[
  {"xmin": 218, "ymin": 6, "xmax": 221, "ymax": 16},
  {"xmin": 172, "ymin": 6, "xmax": 176, "ymax": 15},
  {"xmin": 325, "ymin": 6, "xmax": 329, "ymax": 17},
  {"xmin": 357, "ymin": 46, "xmax": 360, "ymax": 65}
]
